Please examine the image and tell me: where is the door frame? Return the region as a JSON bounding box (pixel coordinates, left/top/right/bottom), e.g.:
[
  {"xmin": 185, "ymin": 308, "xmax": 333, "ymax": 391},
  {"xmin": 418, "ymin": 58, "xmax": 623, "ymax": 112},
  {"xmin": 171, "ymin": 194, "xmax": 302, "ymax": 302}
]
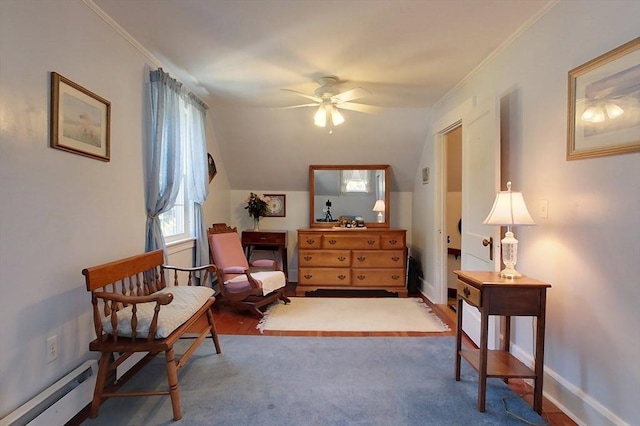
[
  {"xmin": 432, "ymin": 99, "xmax": 474, "ymax": 305},
  {"xmin": 432, "ymin": 96, "xmax": 501, "ymax": 348}
]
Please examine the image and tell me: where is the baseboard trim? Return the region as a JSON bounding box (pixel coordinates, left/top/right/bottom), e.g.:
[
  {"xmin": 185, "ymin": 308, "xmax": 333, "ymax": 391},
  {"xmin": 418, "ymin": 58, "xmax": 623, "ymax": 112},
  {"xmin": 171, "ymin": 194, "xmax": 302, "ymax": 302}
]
[{"xmin": 510, "ymin": 343, "xmax": 629, "ymax": 426}]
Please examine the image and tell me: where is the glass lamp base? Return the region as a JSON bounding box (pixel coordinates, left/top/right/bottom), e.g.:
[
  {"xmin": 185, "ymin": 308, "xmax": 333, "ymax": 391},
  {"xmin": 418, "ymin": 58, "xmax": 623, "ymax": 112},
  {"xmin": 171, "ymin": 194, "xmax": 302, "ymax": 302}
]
[
  {"xmin": 500, "ymin": 231, "xmax": 523, "ymax": 278},
  {"xmin": 500, "ymin": 267, "xmax": 523, "ymax": 279}
]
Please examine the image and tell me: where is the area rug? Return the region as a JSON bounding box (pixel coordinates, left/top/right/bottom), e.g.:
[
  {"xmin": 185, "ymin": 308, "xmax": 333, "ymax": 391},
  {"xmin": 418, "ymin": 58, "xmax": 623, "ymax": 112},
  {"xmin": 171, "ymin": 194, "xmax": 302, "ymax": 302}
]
[
  {"xmin": 257, "ymin": 297, "xmax": 450, "ymax": 333},
  {"xmin": 83, "ymin": 336, "xmax": 546, "ymax": 426}
]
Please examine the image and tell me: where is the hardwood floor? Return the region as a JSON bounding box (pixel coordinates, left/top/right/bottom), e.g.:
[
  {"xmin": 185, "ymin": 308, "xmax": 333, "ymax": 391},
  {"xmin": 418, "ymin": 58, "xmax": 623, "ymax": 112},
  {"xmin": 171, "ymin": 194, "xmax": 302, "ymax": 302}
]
[{"xmin": 212, "ymin": 284, "xmax": 577, "ymax": 426}]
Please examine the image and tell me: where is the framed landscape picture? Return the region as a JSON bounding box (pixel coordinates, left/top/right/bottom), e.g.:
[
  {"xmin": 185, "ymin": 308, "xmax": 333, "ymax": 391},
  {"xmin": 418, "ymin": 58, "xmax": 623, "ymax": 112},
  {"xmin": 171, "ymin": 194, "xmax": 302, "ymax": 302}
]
[
  {"xmin": 50, "ymin": 72, "xmax": 111, "ymax": 161},
  {"xmin": 567, "ymin": 38, "xmax": 640, "ymax": 160}
]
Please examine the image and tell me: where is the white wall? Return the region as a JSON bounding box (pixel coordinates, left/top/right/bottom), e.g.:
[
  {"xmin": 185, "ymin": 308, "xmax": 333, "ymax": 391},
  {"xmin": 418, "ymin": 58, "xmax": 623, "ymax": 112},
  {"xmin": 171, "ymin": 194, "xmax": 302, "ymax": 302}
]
[
  {"xmin": 0, "ymin": 0, "xmax": 231, "ymax": 417},
  {"xmin": 413, "ymin": 1, "xmax": 640, "ymax": 425}
]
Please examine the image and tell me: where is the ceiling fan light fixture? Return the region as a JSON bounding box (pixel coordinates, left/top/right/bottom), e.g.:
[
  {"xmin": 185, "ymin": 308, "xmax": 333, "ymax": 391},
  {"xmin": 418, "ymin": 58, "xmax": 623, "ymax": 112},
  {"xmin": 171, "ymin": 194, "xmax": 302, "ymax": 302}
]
[
  {"xmin": 581, "ymin": 101, "xmax": 624, "ymax": 123},
  {"xmin": 604, "ymin": 102, "xmax": 624, "ymax": 119},
  {"xmin": 331, "ymin": 106, "xmax": 345, "ymax": 126},
  {"xmin": 314, "ymin": 105, "xmax": 327, "ymax": 127},
  {"xmin": 581, "ymin": 105, "xmax": 605, "ymax": 123}
]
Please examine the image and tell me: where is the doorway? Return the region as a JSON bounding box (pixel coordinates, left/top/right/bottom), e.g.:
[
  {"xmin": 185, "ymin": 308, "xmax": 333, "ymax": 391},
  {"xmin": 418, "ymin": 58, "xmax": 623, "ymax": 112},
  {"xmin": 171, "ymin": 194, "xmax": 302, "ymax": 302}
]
[
  {"xmin": 433, "ymin": 97, "xmax": 501, "ymax": 348},
  {"xmin": 444, "ymin": 126, "xmax": 462, "ymax": 308}
]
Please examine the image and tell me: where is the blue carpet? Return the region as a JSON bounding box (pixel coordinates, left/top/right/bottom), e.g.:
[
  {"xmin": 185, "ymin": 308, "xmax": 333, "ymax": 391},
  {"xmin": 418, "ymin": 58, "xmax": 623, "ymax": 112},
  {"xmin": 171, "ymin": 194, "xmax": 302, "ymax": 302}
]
[{"xmin": 83, "ymin": 336, "xmax": 546, "ymax": 425}]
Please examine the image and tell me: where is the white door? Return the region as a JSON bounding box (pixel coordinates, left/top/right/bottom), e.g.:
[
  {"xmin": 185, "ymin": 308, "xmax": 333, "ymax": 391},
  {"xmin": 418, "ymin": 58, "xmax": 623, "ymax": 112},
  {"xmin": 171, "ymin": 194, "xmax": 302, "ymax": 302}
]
[{"xmin": 460, "ymin": 98, "xmax": 501, "ymax": 347}]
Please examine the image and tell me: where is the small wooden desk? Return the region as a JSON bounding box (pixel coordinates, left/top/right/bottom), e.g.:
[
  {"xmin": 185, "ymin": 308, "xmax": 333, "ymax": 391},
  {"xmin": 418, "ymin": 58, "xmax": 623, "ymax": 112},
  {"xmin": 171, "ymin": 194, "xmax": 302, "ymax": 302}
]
[
  {"xmin": 241, "ymin": 230, "xmax": 288, "ymax": 276},
  {"xmin": 454, "ymin": 270, "xmax": 551, "ymax": 414}
]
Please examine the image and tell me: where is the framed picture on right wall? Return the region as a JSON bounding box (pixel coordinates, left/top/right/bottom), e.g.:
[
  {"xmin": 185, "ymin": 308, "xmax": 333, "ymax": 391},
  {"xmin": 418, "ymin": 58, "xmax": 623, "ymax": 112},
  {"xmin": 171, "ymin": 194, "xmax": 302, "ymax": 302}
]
[{"xmin": 567, "ymin": 37, "xmax": 640, "ymax": 160}]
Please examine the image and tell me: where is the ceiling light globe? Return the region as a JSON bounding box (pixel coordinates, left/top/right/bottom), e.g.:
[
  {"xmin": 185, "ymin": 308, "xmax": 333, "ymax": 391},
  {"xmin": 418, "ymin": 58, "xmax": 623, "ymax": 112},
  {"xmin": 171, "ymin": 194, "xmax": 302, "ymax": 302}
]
[{"xmin": 605, "ymin": 102, "xmax": 624, "ymax": 119}]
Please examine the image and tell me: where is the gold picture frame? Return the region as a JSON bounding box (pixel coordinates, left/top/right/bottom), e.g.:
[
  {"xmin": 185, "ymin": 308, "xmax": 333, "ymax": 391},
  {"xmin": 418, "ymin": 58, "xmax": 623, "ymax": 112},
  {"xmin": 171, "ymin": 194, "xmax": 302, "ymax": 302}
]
[
  {"xmin": 50, "ymin": 72, "xmax": 111, "ymax": 161},
  {"xmin": 567, "ymin": 38, "xmax": 640, "ymax": 160}
]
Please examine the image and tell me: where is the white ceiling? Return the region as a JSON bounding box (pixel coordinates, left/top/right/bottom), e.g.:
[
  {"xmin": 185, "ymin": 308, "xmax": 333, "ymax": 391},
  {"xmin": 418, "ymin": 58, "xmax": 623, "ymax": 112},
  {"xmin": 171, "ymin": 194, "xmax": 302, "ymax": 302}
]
[{"xmin": 92, "ymin": 0, "xmax": 553, "ymax": 192}]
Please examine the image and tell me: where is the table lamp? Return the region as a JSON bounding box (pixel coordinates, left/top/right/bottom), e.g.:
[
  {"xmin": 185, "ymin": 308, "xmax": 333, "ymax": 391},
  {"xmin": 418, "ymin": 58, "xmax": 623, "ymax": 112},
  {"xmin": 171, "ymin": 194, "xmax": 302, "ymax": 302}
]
[
  {"xmin": 482, "ymin": 181, "xmax": 535, "ymax": 278},
  {"xmin": 372, "ymin": 200, "xmax": 385, "ymax": 223}
]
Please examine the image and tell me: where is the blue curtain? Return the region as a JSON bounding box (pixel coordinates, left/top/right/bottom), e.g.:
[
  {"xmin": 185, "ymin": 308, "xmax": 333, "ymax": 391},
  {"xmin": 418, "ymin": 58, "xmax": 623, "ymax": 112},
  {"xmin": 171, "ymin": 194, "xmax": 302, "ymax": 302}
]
[
  {"xmin": 144, "ymin": 68, "xmax": 183, "ymax": 255},
  {"xmin": 185, "ymin": 93, "xmax": 210, "ymax": 270}
]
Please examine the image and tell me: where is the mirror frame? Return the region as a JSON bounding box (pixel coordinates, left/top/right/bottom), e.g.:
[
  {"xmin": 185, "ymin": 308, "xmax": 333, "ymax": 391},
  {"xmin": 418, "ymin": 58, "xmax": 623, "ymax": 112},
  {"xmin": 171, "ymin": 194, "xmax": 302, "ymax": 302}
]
[{"xmin": 309, "ymin": 165, "xmax": 391, "ymax": 228}]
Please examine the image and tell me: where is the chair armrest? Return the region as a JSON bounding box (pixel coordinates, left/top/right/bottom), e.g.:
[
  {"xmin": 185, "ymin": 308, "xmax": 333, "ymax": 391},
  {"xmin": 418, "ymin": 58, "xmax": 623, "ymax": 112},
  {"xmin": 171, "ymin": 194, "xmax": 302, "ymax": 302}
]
[
  {"xmin": 223, "ymin": 266, "xmax": 249, "ymax": 274},
  {"xmin": 250, "ymin": 259, "xmax": 278, "ymax": 269},
  {"xmin": 94, "ymin": 291, "xmax": 174, "ymax": 306},
  {"xmin": 162, "ymin": 264, "xmax": 217, "ymax": 286}
]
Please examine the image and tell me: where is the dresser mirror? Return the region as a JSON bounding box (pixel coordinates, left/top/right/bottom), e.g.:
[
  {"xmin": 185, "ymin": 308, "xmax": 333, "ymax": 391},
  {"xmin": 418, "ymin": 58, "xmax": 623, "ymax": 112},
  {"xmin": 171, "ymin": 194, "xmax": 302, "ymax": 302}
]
[{"xmin": 309, "ymin": 165, "xmax": 390, "ymax": 228}]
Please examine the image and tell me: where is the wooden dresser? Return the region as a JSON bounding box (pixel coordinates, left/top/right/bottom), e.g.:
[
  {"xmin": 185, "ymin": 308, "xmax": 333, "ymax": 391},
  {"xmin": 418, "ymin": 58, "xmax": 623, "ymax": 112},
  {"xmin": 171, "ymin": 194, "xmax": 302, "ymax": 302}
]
[{"xmin": 297, "ymin": 228, "xmax": 407, "ymax": 297}]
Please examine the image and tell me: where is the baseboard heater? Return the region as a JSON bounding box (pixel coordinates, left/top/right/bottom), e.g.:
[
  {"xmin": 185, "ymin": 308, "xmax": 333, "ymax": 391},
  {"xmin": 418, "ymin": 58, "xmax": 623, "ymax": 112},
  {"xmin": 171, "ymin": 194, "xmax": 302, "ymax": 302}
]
[{"xmin": 0, "ymin": 360, "xmax": 97, "ymax": 426}]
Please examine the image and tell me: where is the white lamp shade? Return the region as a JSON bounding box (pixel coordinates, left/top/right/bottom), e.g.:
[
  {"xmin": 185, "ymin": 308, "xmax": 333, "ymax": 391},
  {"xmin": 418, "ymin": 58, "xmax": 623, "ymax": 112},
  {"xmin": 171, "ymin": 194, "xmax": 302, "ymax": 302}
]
[
  {"xmin": 372, "ymin": 200, "xmax": 386, "ymax": 212},
  {"xmin": 483, "ymin": 183, "xmax": 535, "ymax": 226}
]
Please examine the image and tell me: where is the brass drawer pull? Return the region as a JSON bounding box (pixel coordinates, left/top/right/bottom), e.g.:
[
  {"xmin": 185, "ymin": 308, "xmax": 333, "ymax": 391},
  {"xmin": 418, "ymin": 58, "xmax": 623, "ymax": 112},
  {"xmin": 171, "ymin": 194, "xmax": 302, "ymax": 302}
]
[
  {"xmin": 367, "ymin": 240, "xmax": 375, "ymax": 245},
  {"xmin": 392, "ymin": 275, "xmax": 400, "ymax": 280},
  {"xmin": 305, "ymin": 238, "xmax": 315, "ymax": 245},
  {"xmin": 304, "ymin": 274, "xmax": 313, "ymax": 279},
  {"xmin": 338, "ymin": 256, "xmax": 346, "ymax": 261},
  {"xmin": 337, "ymin": 275, "xmax": 346, "ymax": 280},
  {"xmin": 328, "ymin": 239, "xmax": 337, "ymax": 245},
  {"xmin": 304, "ymin": 256, "xmax": 312, "ymax": 261},
  {"xmin": 357, "ymin": 256, "xmax": 366, "ymax": 262},
  {"xmin": 356, "ymin": 275, "xmax": 366, "ymax": 280},
  {"xmin": 391, "ymin": 256, "xmax": 400, "ymax": 262},
  {"xmin": 463, "ymin": 287, "xmax": 471, "ymax": 298},
  {"xmin": 388, "ymin": 239, "xmax": 398, "ymax": 245}
]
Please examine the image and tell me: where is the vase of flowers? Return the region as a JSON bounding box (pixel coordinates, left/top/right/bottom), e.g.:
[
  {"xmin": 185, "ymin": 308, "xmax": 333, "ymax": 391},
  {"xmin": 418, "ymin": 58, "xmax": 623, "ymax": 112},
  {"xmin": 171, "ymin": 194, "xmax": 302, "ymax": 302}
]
[{"xmin": 245, "ymin": 192, "xmax": 270, "ymax": 230}]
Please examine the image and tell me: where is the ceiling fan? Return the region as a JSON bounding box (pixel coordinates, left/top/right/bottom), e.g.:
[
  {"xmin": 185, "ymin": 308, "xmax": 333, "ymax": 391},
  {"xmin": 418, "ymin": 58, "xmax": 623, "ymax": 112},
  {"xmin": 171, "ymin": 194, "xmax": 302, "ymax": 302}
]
[{"xmin": 280, "ymin": 76, "xmax": 381, "ymax": 128}]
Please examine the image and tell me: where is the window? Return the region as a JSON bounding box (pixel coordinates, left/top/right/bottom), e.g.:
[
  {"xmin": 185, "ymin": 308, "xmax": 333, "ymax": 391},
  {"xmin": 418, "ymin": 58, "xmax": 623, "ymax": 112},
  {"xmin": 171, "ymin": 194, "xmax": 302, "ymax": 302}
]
[
  {"xmin": 146, "ymin": 68, "xmax": 209, "ymax": 258},
  {"xmin": 159, "ymin": 179, "xmax": 192, "ymax": 243},
  {"xmin": 159, "ymin": 105, "xmax": 193, "ymax": 243},
  {"xmin": 341, "ymin": 170, "xmax": 370, "ymax": 193}
]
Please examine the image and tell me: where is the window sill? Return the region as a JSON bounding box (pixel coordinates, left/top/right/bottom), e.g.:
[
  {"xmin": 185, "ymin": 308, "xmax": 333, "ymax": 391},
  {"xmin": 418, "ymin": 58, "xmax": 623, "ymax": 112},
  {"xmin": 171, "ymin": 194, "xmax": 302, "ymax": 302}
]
[{"xmin": 165, "ymin": 237, "xmax": 195, "ymax": 255}]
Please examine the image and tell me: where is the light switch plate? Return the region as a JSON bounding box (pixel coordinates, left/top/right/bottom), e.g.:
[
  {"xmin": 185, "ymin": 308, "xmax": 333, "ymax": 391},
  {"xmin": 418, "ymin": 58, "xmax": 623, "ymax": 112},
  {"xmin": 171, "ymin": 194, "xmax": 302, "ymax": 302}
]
[{"xmin": 539, "ymin": 200, "xmax": 549, "ymax": 218}]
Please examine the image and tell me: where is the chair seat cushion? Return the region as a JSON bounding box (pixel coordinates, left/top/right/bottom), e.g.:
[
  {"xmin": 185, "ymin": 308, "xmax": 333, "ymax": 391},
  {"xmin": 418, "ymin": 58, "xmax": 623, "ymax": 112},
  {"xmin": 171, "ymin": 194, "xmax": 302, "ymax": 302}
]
[
  {"xmin": 102, "ymin": 286, "xmax": 214, "ymax": 339},
  {"xmin": 225, "ymin": 270, "xmax": 285, "ymax": 296}
]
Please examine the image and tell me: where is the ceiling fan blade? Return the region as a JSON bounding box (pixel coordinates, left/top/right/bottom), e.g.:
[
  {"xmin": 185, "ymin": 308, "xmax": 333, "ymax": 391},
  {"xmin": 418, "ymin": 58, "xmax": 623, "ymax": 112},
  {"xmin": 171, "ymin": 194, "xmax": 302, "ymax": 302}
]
[
  {"xmin": 280, "ymin": 89, "xmax": 321, "ymax": 103},
  {"xmin": 336, "ymin": 102, "xmax": 381, "ymax": 114},
  {"xmin": 277, "ymin": 103, "xmax": 318, "ymax": 109},
  {"xmin": 333, "ymin": 87, "xmax": 370, "ymax": 103}
]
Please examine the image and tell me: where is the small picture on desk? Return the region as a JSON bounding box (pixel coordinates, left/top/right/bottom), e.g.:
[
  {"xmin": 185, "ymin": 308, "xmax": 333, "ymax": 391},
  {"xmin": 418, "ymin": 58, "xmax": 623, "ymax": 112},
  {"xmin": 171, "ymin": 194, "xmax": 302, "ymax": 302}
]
[{"xmin": 264, "ymin": 194, "xmax": 286, "ymax": 217}]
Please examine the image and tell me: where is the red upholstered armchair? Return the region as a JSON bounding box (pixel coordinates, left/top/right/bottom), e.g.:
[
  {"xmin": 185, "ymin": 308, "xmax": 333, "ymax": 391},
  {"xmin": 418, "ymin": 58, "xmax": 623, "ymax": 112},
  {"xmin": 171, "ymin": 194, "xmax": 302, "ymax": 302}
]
[{"xmin": 208, "ymin": 223, "xmax": 290, "ymax": 317}]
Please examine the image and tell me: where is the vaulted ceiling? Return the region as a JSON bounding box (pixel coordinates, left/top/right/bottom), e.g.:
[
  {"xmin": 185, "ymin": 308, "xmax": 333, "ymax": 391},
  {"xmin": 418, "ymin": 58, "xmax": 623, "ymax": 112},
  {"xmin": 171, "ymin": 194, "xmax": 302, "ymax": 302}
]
[{"xmin": 92, "ymin": 0, "xmax": 553, "ymax": 192}]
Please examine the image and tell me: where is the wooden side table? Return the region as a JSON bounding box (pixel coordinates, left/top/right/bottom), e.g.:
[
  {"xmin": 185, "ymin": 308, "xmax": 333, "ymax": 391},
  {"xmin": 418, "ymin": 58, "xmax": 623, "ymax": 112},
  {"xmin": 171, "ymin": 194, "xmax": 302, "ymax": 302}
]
[
  {"xmin": 453, "ymin": 270, "xmax": 551, "ymax": 414},
  {"xmin": 241, "ymin": 230, "xmax": 288, "ymax": 277}
]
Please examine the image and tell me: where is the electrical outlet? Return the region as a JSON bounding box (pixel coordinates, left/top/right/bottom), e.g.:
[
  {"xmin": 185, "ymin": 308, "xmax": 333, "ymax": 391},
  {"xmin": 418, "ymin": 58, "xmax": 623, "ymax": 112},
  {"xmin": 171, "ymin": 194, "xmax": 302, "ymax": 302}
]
[{"xmin": 46, "ymin": 335, "xmax": 57, "ymax": 363}]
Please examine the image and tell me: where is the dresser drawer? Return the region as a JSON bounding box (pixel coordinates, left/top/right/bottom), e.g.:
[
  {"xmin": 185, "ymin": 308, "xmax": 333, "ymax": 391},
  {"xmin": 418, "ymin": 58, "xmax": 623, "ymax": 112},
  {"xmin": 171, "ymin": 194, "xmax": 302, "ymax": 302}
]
[
  {"xmin": 299, "ymin": 268, "xmax": 351, "ymax": 286},
  {"xmin": 242, "ymin": 231, "xmax": 286, "ymax": 246},
  {"xmin": 380, "ymin": 232, "xmax": 406, "ymax": 249},
  {"xmin": 298, "ymin": 233, "xmax": 322, "ymax": 249},
  {"xmin": 351, "ymin": 268, "xmax": 405, "ymax": 287},
  {"xmin": 323, "ymin": 234, "xmax": 380, "ymax": 250},
  {"xmin": 299, "ymin": 250, "xmax": 351, "ymax": 267},
  {"xmin": 457, "ymin": 280, "xmax": 481, "ymax": 307},
  {"xmin": 352, "ymin": 250, "xmax": 404, "ymax": 268}
]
